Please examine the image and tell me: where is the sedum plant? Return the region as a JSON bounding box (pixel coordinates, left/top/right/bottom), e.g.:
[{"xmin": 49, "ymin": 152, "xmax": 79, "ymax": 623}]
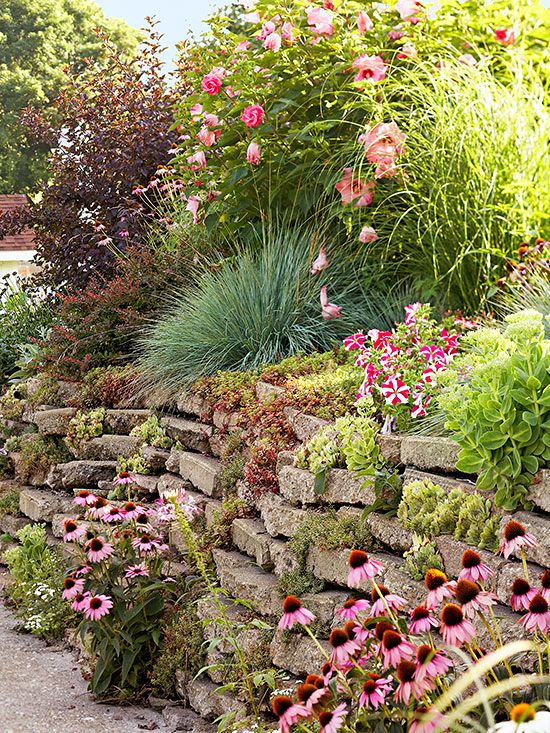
[
  {"xmin": 65, "ymin": 407, "xmax": 106, "ymax": 453},
  {"xmin": 130, "ymin": 415, "xmax": 172, "ymax": 449},
  {"xmin": 440, "ymin": 310, "xmax": 550, "ymax": 511}
]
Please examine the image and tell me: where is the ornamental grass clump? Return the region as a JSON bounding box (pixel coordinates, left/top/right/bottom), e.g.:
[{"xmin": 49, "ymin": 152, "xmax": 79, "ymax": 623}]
[
  {"xmin": 269, "ymin": 519, "xmax": 550, "ymax": 733},
  {"xmin": 60, "ymin": 474, "xmax": 201, "ymax": 696}
]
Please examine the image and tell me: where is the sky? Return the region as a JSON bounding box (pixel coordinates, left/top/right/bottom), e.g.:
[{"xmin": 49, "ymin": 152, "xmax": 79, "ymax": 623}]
[{"xmin": 98, "ymin": 0, "xmax": 229, "ymax": 66}]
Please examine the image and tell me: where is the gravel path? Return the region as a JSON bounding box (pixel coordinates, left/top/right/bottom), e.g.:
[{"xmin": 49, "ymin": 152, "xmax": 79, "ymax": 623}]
[{"xmin": 0, "ymin": 574, "xmax": 171, "ymax": 733}]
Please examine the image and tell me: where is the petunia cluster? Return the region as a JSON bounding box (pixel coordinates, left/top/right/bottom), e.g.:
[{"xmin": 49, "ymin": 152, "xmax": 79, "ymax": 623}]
[
  {"xmin": 343, "ymin": 303, "xmax": 462, "ymax": 431},
  {"xmin": 271, "ymin": 520, "xmax": 549, "ymax": 733}
]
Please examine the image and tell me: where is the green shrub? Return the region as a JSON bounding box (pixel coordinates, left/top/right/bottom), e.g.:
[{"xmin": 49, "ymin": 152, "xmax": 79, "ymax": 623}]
[
  {"xmin": 139, "ymin": 224, "xmax": 403, "ymax": 394},
  {"xmin": 74, "ymin": 365, "xmax": 138, "ymax": 408},
  {"xmin": 5, "ymin": 523, "xmax": 75, "ymax": 638},
  {"xmin": 440, "ymin": 310, "xmax": 550, "ymax": 510},
  {"xmin": 0, "ymin": 490, "xmax": 21, "ymax": 517},
  {"xmin": 0, "ymin": 385, "xmax": 26, "ymax": 421}
]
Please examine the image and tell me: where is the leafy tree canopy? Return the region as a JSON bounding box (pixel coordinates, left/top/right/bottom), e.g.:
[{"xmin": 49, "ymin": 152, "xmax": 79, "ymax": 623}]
[{"xmin": 0, "ymin": 0, "xmax": 141, "ymax": 193}]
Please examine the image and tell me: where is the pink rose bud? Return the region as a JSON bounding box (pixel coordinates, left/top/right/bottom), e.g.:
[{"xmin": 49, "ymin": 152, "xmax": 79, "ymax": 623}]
[
  {"xmin": 246, "ymin": 141, "xmax": 261, "ymax": 165},
  {"xmin": 241, "ymin": 104, "xmax": 265, "ymax": 128}
]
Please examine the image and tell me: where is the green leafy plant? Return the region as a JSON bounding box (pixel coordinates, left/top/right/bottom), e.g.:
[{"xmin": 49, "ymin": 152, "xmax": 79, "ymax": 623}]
[
  {"xmin": 362, "ymin": 469, "xmax": 403, "ymax": 518},
  {"xmin": 65, "ymin": 407, "xmax": 106, "ymax": 453},
  {"xmin": 441, "ymin": 310, "xmax": 550, "ymax": 510},
  {"xmin": 403, "ymin": 534, "xmax": 444, "ymax": 581},
  {"xmin": 130, "ymin": 415, "xmax": 172, "ymax": 449},
  {"xmin": 18, "ymin": 434, "xmax": 71, "ymax": 484},
  {"xmin": 0, "ymin": 385, "xmax": 26, "ymax": 421},
  {"xmin": 397, "ymin": 479, "xmax": 499, "ymax": 551},
  {"xmin": 5, "ymin": 523, "xmax": 75, "ymax": 638},
  {"xmin": 0, "ymin": 489, "xmax": 21, "ymax": 517}
]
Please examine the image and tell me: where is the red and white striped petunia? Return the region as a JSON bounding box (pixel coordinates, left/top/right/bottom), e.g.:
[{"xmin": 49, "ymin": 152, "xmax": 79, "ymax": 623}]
[{"xmin": 379, "ymin": 377, "xmax": 410, "ymax": 406}]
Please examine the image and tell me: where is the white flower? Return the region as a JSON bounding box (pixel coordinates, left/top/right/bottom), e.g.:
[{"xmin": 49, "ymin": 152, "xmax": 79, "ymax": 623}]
[{"xmin": 489, "ymin": 708, "xmax": 550, "ymax": 732}]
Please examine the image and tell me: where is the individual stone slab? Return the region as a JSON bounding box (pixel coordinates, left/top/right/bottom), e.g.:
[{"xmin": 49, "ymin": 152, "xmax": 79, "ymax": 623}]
[
  {"xmin": 257, "ymin": 493, "xmax": 309, "ymax": 538},
  {"xmin": 376, "ymin": 434, "xmax": 403, "ymax": 467},
  {"xmin": 278, "ymin": 465, "xmax": 375, "ymax": 507},
  {"xmin": 47, "ymin": 460, "xmax": 117, "ymax": 489},
  {"xmin": 184, "ymin": 677, "xmax": 245, "ymax": 721},
  {"xmin": 268, "ymin": 538, "xmax": 299, "ymax": 575},
  {"xmin": 157, "ymin": 472, "xmax": 189, "ymax": 497},
  {"xmin": 162, "ymin": 706, "xmax": 216, "ymax": 733},
  {"xmin": 270, "ymin": 629, "xmax": 329, "ymax": 676},
  {"xmin": 0, "ymin": 512, "xmax": 30, "ymax": 536},
  {"xmin": 231, "ymin": 517, "xmax": 272, "ymax": 568},
  {"xmin": 34, "ymin": 408, "xmax": 77, "ymax": 436},
  {"xmin": 204, "ymin": 499, "xmax": 222, "ymax": 529},
  {"xmin": 402, "ymin": 468, "xmax": 482, "ymax": 496},
  {"xmin": 256, "ymin": 381, "xmax": 286, "ymax": 403},
  {"xmin": 500, "ymin": 512, "xmax": 550, "ymax": 568},
  {"xmin": 19, "ymin": 488, "xmax": 74, "ymax": 522},
  {"xmin": 141, "ymin": 445, "xmax": 171, "ymax": 473},
  {"xmin": 165, "ymin": 449, "xmax": 183, "ymax": 474},
  {"xmin": 176, "ymin": 391, "xmax": 210, "ymax": 418},
  {"xmin": 529, "ymin": 470, "xmax": 550, "ymax": 513},
  {"xmin": 301, "ymin": 590, "xmax": 348, "ymax": 629},
  {"xmin": 212, "ymin": 410, "xmax": 240, "ymax": 431},
  {"xmin": 76, "ymin": 435, "xmax": 141, "ymax": 461},
  {"xmin": 212, "ymin": 548, "xmax": 279, "ymax": 616},
  {"xmin": 383, "ymin": 565, "xmax": 426, "ymax": 608},
  {"xmin": 400, "ymin": 435, "xmax": 461, "ymax": 474},
  {"xmin": 276, "ymin": 450, "xmax": 296, "ymax": 472},
  {"xmin": 179, "ymin": 452, "xmax": 222, "ymax": 498},
  {"xmin": 103, "ymin": 409, "xmax": 152, "ymax": 435},
  {"xmin": 365, "ymin": 513, "xmax": 413, "ymax": 554},
  {"xmin": 132, "ymin": 473, "xmax": 159, "ymax": 494},
  {"xmin": 160, "ymin": 416, "xmax": 213, "ymax": 453},
  {"xmin": 283, "ymin": 408, "xmax": 328, "ymax": 442}
]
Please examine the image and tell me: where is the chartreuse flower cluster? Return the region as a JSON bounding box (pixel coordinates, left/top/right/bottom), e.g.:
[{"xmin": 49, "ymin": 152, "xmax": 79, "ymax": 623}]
[
  {"xmin": 60, "ymin": 472, "xmax": 201, "ymax": 695},
  {"xmin": 270, "ymin": 519, "xmax": 550, "ymax": 733},
  {"xmin": 440, "ymin": 309, "xmax": 550, "ymax": 511},
  {"xmin": 397, "ymin": 480, "xmax": 500, "ymax": 551}
]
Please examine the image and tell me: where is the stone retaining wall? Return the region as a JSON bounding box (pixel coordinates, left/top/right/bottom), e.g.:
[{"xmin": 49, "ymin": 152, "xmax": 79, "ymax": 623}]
[{"xmin": 1, "ymin": 378, "xmax": 549, "ymax": 722}]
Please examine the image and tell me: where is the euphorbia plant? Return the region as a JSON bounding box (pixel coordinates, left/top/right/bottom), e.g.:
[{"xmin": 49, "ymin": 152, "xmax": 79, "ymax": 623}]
[{"xmin": 61, "ymin": 475, "xmax": 200, "ymax": 695}]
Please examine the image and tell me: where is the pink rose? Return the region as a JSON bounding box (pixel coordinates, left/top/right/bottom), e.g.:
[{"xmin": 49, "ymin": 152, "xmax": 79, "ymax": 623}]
[
  {"xmin": 264, "ymin": 32, "xmax": 282, "ymax": 51},
  {"xmin": 306, "ymin": 7, "xmax": 334, "ymax": 36},
  {"xmin": 310, "ymin": 246, "xmax": 329, "ymax": 275},
  {"xmin": 201, "ymin": 73, "xmax": 222, "ymax": 95},
  {"xmin": 352, "ymin": 54, "xmax": 388, "ymax": 82},
  {"xmin": 187, "ymin": 151, "xmax": 207, "ymax": 171},
  {"xmin": 186, "ymin": 195, "xmax": 200, "ymax": 224},
  {"xmin": 197, "ymin": 126, "xmax": 216, "ymax": 147},
  {"xmin": 335, "ymin": 168, "xmax": 375, "ymax": 207},
  {"xmin": 246, "ymin": 141, "xmax": 261, "ymax": 165},
  {"xmin": 357, "ymin": 11, "xmax": 374, "ymax": 33},
  {"xmin": 241, "ymin": 104, "xmax": 265, "ymax": 128},
  {"xmin": 495, "ymin": 27, "xmax": 517, "ymax": 45},
  {"xmin": 320, "ymin": 286, "xmax": 342, "ymax": 320},
  {"xmin": 359, "ymin": 226, "xmax": 378, "ymax": 243}
]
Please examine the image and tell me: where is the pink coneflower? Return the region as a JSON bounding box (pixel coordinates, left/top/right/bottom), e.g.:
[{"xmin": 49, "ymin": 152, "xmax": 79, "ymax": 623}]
[
  {"xmin": 114, "ymin": 471, "xmax": 136, "ymax": 485},
  {"xmin": 370, "ymin": 584, "xmax": 407, "ymax": 617},
  {"xmin": 121, "ymin": 501, "xmax": 141, "ymax": 520},
  {"xmin": 63, "ymin": 518, "xmax": 85, "ymax": 542},
  {"xmin": 519, "ymin": 594, "xmax": 550, "ymax": 634},
  {"xmin": 329, "ymin": 628, "xmax": 360, "ymax": 666},
  {"xmin": 510, "ymin": 578, "xmax": 538, "ymax": 611},
  {"xmin": 540, "ymin": 570, "xmax": 550, "ymax": 602},
  {"xmin": 338, "ymin": 597, "xmax": 370, "ymax": 620},
  {"xmin": 380, "ymin": 629, "xmax": 416, "ymax": 667},
  {"xmin": 296, "ymin": 682, "xmax": 329, "ymax": 713},
  {"xmin": 454, "ymin": 579, "xmax": 497, "ymax": 618},
  {"xmin": 73, "ymin": 564, "xmax": 92, "ymax": 577},
  {"xmin": 499, "ymin": 520, "xmax": 537, "ymax": 559},
  {"xmin": 131, "ymin": 533, "xmax": 161, "ymax": 555},
  {"xmin": 319, "ymin": 702, "xmax": 347, "ymax": 733},
  {"xmin": 84, "ymin": 594, "xmax": 113, "ymax": 621},
  {"xmin": 409, "ymin": 606, "xmax": 439, "ymax": 634},
  {"xmin": 86, "ymin": 536, "xmax": 113, "ymax": 563},
  {"xmin": 347, "ymin": 550, "xmax": 384, "ymax": 587},
  {"xmin": 394, "ymin": 660, "xmax": 425, "ymax": 704},
  {"xmin": 62, "ymin": 576, "xmax": 84, "ymax": 600},
  {"xmin": 271, "ymin": 696, "xmax": 310, "ymax": 733},
  {"xmin": 125, "ymin": 564, "xmax": 149, "ymax": 578},
  {"xmin": 359, "ymin": 674, "xmax": 393, "ymax": 709},
  {"xmin": 103, "ymin": 505, "xmax": 125, "ymax": 523},
  {"xmin": 440, "ymin": 604, "xmax": 476, "ymax": 646},
  {"xmin": 414, "ymin": 644, "xmax": 452, "ymax": 683},
  {"xmin": 71, "ymin": 592, "xmax": 90, "ymax": 612},
  {"xmin": 425, "ymin": 569, "xmax": 456, "ymax": 608},
  {"xmin": 321, "ymin": 661, "xmax": 336, "ymax": 686},
  {"xmin": 87, "ymin": 496, "xmax": 108, "ymax": 520},
  {"xmin": 410, "ymin": 706, "xmax": 447, "ymax": 733},
  {"xmin": 135, "ymin": 512, "xmax": 153, "ymax": 532},
  {"xmin": 278, "ymin": 596, "xmax": 315, "ymax": 630},
  {"xmin": 74, "ymin": 489, "xmax": 97, "ymax": 506},
  {"xmin": 459, "ymin": 549, "xmax": 494, "ymax": 584}
]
